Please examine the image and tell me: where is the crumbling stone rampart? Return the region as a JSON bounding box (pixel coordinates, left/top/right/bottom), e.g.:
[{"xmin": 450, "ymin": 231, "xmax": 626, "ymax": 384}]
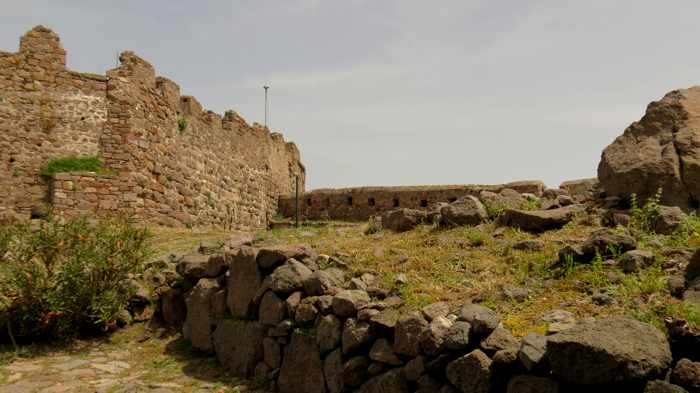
[{"xmin": 1, "ymin": 26, "xmax": 305, "ymax": 228}]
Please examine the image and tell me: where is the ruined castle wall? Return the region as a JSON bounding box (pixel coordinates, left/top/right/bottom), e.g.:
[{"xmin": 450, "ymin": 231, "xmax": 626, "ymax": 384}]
[
  {"xmin": 0, "ymin": 26, "xmax": 107, "ymax": 216},
  {"xmin": 3, "ymin": 26, "xmax": 304, "ymax": 229},
  {"xmin": 94, "ymin": 51, "xmax": 304, "ymax": 228},
  {"xmin": 278, "ymin": 181, "xmax": 545, "ymax": 221}
]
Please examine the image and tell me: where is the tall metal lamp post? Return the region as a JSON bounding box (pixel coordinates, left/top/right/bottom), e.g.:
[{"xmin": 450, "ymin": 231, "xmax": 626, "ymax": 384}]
[{"xmin": 263, "ymin": 85, "xmax": 270, "ymax": 129}]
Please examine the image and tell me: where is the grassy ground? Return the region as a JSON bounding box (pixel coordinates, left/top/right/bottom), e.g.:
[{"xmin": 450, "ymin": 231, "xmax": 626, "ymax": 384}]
[
  {"xmin": 148, "ymin": 226, "xmax": 239, "ymax": 257},
  {"xmin": 254, "ymin": 214, "xmax": 700, "ymax": 336}
]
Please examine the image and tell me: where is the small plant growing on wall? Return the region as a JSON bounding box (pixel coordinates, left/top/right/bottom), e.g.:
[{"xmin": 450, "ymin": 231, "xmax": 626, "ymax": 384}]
[
  {"xmin": 178, "ymin": 117, "xmax": 188, "ymax": 133},
  {"xmin": 40, "ymin": 156, "xmax": 104, "ymax": 178}
]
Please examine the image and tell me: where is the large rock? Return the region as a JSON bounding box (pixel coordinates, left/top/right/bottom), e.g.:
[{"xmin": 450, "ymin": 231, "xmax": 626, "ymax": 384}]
[
  {"xmin": 259, "ymin": 291, "xmax": 286, "ymax": 326},
  {"xmin": 654, "ymin": 206, "xmax": 688, "ymax": 235},
  {"xmin": 506, "ymin": 375, "xmax": 559, "ymax": 393},
  {"xmin": 161, "ymin": 286, "xmax": 187, "ymax": 327},
  {"xmin": 686, "ymin": 249, "xmax": 700, "ymax": 281},
  {"xmin": 598, "ymin": 87, "xmax": 700, "ymax": 210},
  {"xmin": 479, "ymin": 189, "xmax": 526, "ymax": 212},
  {"xmin": 518, "ymin": 333, "xmax": 547, "ymax": 371},
  {"xmin": 356, "ymin": 368, "xmax": 410, "ymax": 393},
  {"xmin": 226, "ymin": 246, "xmax": 262, "ymax": 318},
  {"xmin": 316, "ymin": 313, "xmax": 342, "ymax": 354},
  {"xmin": 176, "ymin": 253, "xmax": 229, "ymax": 283},
  {"xmin": 342, "ymin": 318, "xmax": 373, "ymax": 354},
  {"xmin": 212, "ymin": 320, "xmax": 264, "ymax": 378},
  {"xmin": 382, "ymin": 208, "xmax": 427, "ymax": 232},
  {"xmin": 257, "ymin": 244, "xmax": 315, "ymax": 269},
  {"xmin": 394, "ymin": 312, "xmax": 429, "ymax": 356},
  {"xmin": 581, "ymin": 228, "xmax": 637, "ymax": 259},
  {"xmin": 369, "ymin": 338, "xmax": 402, "ymax": 365},
  {"xmin": 446, "ymin": 349, "xmax": 493, "ymax": 393},
  {"xmin": 440, "ymin": 196, "xmax": 488, "ymax": 227},
  {"xmin": 546, "ymin": 317, "xmax": 672, "ymax": 385},
  {"xmin": 278, "ymin": 333, "xmax": 327, "ymax": 393},
  {"xmin": 324, "ymin": 349, "xmax": 344, "ymax": 393},
  {"xmin": 560, "ymin": 178, "xmax": 599, "ymax": 202},
  {"xmin": 499, "ymin": 205, "xmax": 582, "ymax": 233},
  {"xmin": 332, "ymin": 290, "xmax": 370, "ymax": 318},
  {"xmin": 270, "ymin": 259, "xmax": 313, "ymax": 294},
  {"xmin": 670, "ymin": 359, "xmax": 700, "ymax": 392},
  {"xmin": 420, "ymin": 316, "xmax": 453, "ymax": 356},
  {"xmin": 458, "ymin": 304, "xmax": 500, "ymax": 335},
  {"xmin": 619, "ymin": 250, "xmax": 655, "ymax": 273},
  {"xmin": 481, "ymin": 327, "xmax": 520, "ymax": 355},
  {"xmin": 304, "ymin": 268, "xmax": 346, "ymax": 296},
  {"xmin": 183, "ymin": 278, "xmax": 220, "ymax": 352},
  {"xmin": 645, "ymin": 380, "xmax": 689, "ymax": 393}
]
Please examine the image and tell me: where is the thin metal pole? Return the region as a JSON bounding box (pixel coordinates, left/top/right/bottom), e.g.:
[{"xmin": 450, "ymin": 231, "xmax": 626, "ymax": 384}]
[
  {"xmin": 263, "ymin": 85, "xmax": 270, "ymax": 128},
  {"xmin": 295, "ymin": 175, "xmax": 300, "ymax": 227}
]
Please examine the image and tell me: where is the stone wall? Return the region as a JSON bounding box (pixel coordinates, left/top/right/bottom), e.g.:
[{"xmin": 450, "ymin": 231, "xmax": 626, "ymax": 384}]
[
  {"xmin": 1, "ymin": 26, "xmax": 304, "ymax": 229},
  {"xmin": 279, "ymin": 181, "xmax": 545, "ymax": 221},
  {"xmin": 156, "ymin": 242, "xmax": 693, "ymax": 393},
  {"xmin": 0, "ymin": 26, "xmax": 107, "ymax": 216}
]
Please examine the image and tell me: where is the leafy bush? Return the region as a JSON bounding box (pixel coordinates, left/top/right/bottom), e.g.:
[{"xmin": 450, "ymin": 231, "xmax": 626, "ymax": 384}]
[
  {"xmin": 178, "ymin": 117, "xmax": 188, "ymax": 132},
  {"xmin": 629, "ymin": 188, "xmax": 662, "ymax": 235},
  {"xmin": 0, "ymin": 216, "xmax": 152, "ymax": 340},
  {"xmin": 39, "ymin": 156, "xmax": 104, "ymax": 178}
]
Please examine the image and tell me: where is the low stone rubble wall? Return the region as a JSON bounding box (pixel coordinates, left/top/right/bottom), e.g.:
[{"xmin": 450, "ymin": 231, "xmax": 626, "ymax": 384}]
[{"xmin": 150, "ymin": 242, "xmax": 700, "ymax": 393}]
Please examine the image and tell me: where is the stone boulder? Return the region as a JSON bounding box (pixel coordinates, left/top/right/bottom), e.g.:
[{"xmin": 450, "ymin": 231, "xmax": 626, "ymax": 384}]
[
  {"xmin": 654, "ymin": 206, "xmax": 688, "ymax": 235},
  {"xmin": 176, "ymin": 253, "xmax": 229, "ymax": 283},
  {"xmin": 332, "ymin": 290, "xmax": 370, "ymax": 318},
  {"xmin": 686, "ymin": 249, "xmax": 700, "ymax": 282},
  {"xmin": 356, "ymin": 368, "xmax": 410, "ymax": 393},
  {"xmin": 381, "ymin": 208, "xmax": 427, "ymax": 232},
  {"xmin": 257, "ymin": 244, "xmax": 315, "ymax": 269},
  {"xmin": 394, "ymin": 312, "xmax": 429, "ymax": 356},
  {"xmin": 316, "ymin": 314, "xmax": 343, "ymax": 354},
  {"xmin": 645, "ymin": 380, "xmax": 689, "ymax": 393},
  {"xmin": 479, "ymin": 189, "xmax": 526, "ymax": 212},
  {"xmin": 270, "ymin": 259, "xmax": 313, "ymax": 294},
  {"xmin": 278, "ymin": 333, "xmax": 327, "ymax": 393},
  {"xmin": 499, "ymin": 205, "xmax": 583, "ymax": 233},
  {"xmin": 670, "ymin": 359, "xmax": 700, "ymax": 392},
  {"xmin": 546, "ymin": 317, "xmax": 672, "ymax": 385},
  {"xmin": 581, "ymin": 228, "xmax": 637, "ymax": 260},
  {"xmin": 619, "ymin": 250, "xmax": 655, "ymax": 273},
  {"xmin": 560, "ymin": 178, "xmax": 599, "ymax": 202},
  {"xmin": 226, "ymin": 246, "xmax": 262, "ymax": 318},
  {"xmin": 160, "ymin": 286, "xmax": 187, "ymax": 327},
  {"xmin": 212, "ymin": 319, "xmax": 264, "ymax": 378},
  {"xmin": 598, "ymin": 87, "xmax": 700, "ymax": 210},
  {"xmin": 182, "ymin": 278, "xmax": 220, "ymax": 352},
  {"xmin": 440, "ymin": 196, "xmax": 488, "ymax": 227},
  {"xmin": 458, "ymin": 304, "xmax": 500, "ymax": 335},
  {"xmin": 506, "ymin": 375, "xmax": 559, "ymax": 393},
  {"xmin": 304, "ymin": 268, "xmax": 346, "ymax": 296},
  {"xmin": 446, "ymin": 349, "xmax": 493, "ymax": 393}
]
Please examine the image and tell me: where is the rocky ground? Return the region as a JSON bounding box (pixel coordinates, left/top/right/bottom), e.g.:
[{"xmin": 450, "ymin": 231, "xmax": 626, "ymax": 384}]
[{"xmin": 0, "ymin": 324, "xmax": 268, "ymax": 393}]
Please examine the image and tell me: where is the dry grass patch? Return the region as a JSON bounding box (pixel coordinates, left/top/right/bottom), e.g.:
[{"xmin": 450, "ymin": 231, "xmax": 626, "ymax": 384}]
[{"xmin": 255, "ymin": 215, "xmax": 699, "ymax": 336}]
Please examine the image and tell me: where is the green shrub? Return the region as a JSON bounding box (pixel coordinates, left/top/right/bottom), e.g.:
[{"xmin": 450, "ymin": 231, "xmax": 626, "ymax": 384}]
[
  {"xmin": 0, "ymin": 216, "xmax": 152, "ymax": 340},
  {"xmin": 629, "ymin": 188, "xmax": 662, "ymax": 235},
  {"xmin": 40, "ymin": 156, "xmax": 104, "ymax": 178},
  {"xmin": 178, "ymin": 117, "xmax": 188, "ymax": 132}
]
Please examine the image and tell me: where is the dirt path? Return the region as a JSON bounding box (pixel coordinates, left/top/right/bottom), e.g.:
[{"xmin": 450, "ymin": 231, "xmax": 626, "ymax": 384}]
[{"xmin": 0, "ymin": 324, "xmax": 267, "ymax": 393}]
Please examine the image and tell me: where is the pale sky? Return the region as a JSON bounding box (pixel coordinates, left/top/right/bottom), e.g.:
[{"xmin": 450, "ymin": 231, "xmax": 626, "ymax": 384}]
[{"xmin": 3, "ymin": 1, "xmax": 700, "ymax": 190}]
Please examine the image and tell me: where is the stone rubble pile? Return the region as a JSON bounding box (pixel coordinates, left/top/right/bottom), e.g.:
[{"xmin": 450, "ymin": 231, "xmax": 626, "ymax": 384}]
[{"xmin": 144, "ymin": 242, "xmax": 700, "ymax": 393}]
